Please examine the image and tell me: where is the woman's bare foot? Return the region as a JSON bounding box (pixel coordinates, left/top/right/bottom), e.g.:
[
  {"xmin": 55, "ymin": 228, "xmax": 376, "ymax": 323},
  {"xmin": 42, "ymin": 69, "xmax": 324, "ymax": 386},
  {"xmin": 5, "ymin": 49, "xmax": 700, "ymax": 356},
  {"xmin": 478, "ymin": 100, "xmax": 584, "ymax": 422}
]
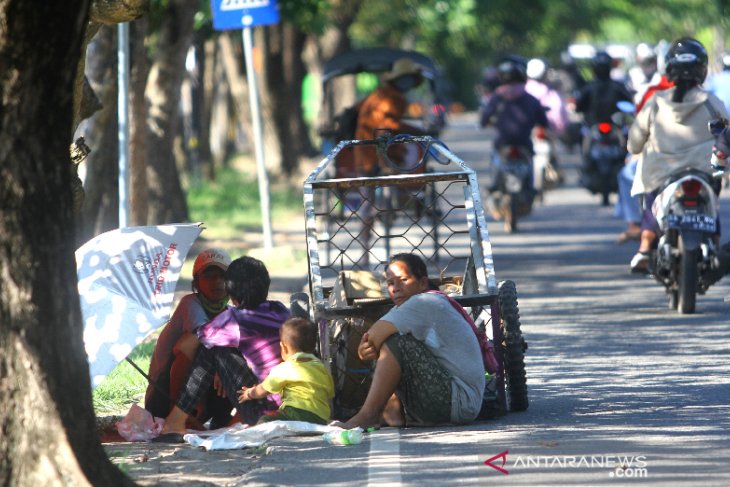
[
  {"xmin": 380, "ymin": 393, "xmax": 404, "ymax": 427},
  {"xmin": 341, "ymin": 407, "xmax": 382, "ymax": 429},
  {"xmin": 160, "ymin": 406, "xmax": 189, "ymax": 435}
]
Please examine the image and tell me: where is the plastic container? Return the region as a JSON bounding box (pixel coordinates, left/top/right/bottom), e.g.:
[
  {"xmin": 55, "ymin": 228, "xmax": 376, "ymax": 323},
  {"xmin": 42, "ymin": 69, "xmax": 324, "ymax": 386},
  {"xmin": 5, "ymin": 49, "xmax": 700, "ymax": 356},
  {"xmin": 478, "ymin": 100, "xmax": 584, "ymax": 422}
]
[{"xmin": 322, "ymin": 428, "xmax": 363, "ymax": 446}]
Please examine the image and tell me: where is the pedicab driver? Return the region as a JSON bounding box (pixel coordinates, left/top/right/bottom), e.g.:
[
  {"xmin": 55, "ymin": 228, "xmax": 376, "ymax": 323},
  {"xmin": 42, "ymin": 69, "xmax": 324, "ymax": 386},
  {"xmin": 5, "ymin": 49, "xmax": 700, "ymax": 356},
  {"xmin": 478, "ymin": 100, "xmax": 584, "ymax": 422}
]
[
  {"xmin": 354, "ymin": 57, "xmax": 427, "ymax": 176},
  {"xmin": 353, "ymin": 58, "xmax": 427, "ymax": 264}
]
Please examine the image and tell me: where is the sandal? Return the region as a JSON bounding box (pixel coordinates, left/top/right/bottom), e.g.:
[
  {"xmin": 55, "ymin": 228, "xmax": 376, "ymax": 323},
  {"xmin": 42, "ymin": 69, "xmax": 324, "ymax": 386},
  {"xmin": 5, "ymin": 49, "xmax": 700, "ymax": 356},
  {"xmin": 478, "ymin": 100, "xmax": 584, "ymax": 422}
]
[
  {"xmin": 630, "ymin": 252, "xmax": 651, "ymax": 274},
  {"xmin": 617, "ymin": 230, "xmax": 641, "ymax": 244}
]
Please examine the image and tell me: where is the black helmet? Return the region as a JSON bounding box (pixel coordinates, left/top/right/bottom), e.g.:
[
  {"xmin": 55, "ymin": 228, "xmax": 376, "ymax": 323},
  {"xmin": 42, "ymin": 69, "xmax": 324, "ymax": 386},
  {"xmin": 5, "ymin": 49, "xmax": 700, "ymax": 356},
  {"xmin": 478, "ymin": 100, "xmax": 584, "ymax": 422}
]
[
  {"xmin": 591, "ymin": 51, "xmax": 612, "ymax": 80},
  {"xmin": 497, "ymin": 55, "xmax": 528, "ymax": 84},
  {"xmin": 665, "ymin": 37, "xmax": 708, "ymax": 84}
]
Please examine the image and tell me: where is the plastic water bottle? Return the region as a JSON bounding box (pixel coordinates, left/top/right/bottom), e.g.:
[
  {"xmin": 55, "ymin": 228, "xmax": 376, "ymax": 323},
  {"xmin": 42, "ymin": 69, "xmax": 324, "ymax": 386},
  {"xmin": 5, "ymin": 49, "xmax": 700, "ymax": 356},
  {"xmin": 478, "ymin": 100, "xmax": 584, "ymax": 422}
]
[{"xmin": 322, "ymin": 428, "xmax": 363, "ymax": 445}]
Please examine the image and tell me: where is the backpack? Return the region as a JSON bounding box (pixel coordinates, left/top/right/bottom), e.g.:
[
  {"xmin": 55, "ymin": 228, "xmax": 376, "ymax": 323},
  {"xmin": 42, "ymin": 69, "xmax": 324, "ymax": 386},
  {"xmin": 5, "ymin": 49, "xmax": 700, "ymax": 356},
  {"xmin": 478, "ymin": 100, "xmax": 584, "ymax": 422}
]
[{"xmin": 426, "ymin": 290, "xmax": 499, "ymax": 374}]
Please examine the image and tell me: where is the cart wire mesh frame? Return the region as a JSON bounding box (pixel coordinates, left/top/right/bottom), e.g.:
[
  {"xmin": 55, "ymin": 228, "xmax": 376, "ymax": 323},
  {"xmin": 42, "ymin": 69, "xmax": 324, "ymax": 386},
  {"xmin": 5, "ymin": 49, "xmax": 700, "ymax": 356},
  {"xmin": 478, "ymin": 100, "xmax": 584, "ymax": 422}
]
[{"xmin": 303, "ymin": 135, "xmax": 508, "ymax": 417}]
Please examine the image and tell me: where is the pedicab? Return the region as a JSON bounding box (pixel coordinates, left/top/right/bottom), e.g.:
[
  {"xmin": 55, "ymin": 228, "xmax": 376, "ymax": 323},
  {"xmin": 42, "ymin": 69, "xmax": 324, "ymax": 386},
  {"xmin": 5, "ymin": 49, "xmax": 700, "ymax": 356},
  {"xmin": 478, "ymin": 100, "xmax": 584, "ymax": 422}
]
[
  {"xmin": 315, "ymin": 48, "xmax": 447, "ymax": 262},
  {"xmin": 297, "ymin": 133, "xmax": 528, "ymax": 421}
]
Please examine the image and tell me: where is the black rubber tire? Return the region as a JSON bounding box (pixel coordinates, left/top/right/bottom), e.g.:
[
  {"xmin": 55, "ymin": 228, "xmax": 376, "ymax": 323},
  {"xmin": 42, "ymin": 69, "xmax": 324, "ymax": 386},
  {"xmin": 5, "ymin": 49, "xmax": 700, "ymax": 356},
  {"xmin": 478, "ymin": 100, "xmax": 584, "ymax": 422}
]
[
  {"xmin": 506, "ymin": 195, "xmax": 518, "ymax": 233},
  {"xmin": 601, "ymin": 188, "xmax": 610, "ymax": 206},
  {"xmin": 678, "ymin": 235, "xmax": 698, "ymax": 314},
  {"xmin": 498, "ymin": 280, "xmax": 528, "ymax": 411},
  {"xmin": 668, "ymin": 290, "xmax": 678, "ymax": 310}
]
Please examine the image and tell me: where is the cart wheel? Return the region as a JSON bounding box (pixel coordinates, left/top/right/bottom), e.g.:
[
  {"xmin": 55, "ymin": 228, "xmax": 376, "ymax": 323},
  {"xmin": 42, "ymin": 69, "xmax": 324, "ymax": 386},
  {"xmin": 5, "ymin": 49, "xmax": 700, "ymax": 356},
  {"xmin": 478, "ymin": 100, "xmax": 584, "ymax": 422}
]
[{"xmin": 498, "ymin": 280, "xmax": 528, "ymax": 411}]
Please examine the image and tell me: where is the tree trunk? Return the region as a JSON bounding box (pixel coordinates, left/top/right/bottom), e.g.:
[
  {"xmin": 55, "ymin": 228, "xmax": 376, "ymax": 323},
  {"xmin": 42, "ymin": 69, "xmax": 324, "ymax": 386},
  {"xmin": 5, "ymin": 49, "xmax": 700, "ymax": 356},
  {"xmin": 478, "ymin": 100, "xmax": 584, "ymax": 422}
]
[
  {"xmin": 144, "ymin": 0, "xmax": 196, "ymax": 224},
  {"xmin": 263, "ymin": 23, "xmax": 317, "ymax": 176},
  {"xmin": 129, "ymin": 17, "xmax": 151, "ymax": 226},
  {"xmin": 219, "ymin": 32, "xmax": 254, "ymax": 159},
  {"xmin": 198, "ymin": 35, "xmax": 216, "ymax": 181},
  {"xmin": 210, "ymin": 39, "xmax": 235, "ymax": 170},
  {"xmin": 303, "ymin": 2, "xmax": 362, "ymax": 137},
  {"xmin": 78, "ymin": 25, "xmax": 120, "ymax": 244},
  {"xmin": 0, "ymin": 2, "xmax": 134, "ymax": 485}
]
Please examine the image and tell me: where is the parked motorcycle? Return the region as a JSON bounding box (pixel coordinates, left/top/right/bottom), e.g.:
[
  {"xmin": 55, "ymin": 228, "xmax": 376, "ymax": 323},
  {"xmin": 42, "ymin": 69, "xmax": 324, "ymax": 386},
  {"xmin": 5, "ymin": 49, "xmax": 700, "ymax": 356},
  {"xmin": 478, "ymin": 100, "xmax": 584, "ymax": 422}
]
[
  {"xmin": 650, "ymin": 165, "xmax": 725, "ymax": 314},
  {"xmin": 581, "ymin": 121, "xmax": 626, "ymax": 206},
  {"xmin": 488, "ymin": 145, "xmax": 535, "ymax": 233}
]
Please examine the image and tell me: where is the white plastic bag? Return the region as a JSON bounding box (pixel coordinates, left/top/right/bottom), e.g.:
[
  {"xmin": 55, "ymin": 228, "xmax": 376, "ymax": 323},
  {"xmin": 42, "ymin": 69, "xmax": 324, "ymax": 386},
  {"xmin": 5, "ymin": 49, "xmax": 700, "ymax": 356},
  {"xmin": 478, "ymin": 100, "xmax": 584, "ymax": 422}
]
[
  {"xmin": 116, "ymin": 403, "xmax": 164, "ymax": 441},
  {"xmin": 184, "ymin": 420, "xmax": 342, "ymax": 450}
]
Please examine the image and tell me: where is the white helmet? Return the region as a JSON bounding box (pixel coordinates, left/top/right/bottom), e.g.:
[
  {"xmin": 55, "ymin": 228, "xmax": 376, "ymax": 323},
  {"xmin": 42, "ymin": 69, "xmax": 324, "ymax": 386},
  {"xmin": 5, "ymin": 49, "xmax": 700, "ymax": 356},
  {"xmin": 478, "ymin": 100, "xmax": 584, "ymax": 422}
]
[{"xmin": 526, "ymin": 58, "xmax": 547, "ymax": 81}]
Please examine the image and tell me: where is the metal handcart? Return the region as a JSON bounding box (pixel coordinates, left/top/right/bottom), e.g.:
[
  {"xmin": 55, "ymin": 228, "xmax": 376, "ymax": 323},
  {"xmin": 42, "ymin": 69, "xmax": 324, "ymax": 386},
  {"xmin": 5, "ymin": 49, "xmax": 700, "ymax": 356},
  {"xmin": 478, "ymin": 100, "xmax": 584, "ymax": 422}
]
[{"xmin": 299, "ymin": 134, "xmax": 528, "ymax": 420}]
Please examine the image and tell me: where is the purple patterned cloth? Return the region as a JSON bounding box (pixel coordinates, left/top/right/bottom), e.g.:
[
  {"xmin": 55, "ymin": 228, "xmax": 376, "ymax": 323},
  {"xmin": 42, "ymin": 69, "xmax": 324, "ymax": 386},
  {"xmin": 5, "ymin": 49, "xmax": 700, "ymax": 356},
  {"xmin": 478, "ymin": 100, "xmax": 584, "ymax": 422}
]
[{"xmin": 197, "ymin": 301, "xmax": 291, "ymax": 383}]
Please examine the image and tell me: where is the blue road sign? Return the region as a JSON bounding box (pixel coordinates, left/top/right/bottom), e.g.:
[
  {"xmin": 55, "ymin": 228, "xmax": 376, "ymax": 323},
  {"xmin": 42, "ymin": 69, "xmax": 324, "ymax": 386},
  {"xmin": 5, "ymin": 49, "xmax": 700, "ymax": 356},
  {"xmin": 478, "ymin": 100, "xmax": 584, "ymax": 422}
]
[{"xmin": 211, "ymin": 0, "xmax": 279, "ymax": 31}]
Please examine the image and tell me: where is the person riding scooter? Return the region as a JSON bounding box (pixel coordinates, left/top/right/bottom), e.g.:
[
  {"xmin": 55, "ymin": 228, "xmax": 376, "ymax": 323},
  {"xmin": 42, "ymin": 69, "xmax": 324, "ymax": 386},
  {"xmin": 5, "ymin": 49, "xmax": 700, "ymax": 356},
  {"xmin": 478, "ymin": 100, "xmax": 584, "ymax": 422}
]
[
  {"xmin": 627, "ymin": 37, "xmax": 729, "ymax": 273},
  {"xmin": 479, "ymin": 55, "xmax": 548, "ymax": 193},
  {"xmin": 575, "ymin": 51, "xmax": 633, "ymax": 194}
]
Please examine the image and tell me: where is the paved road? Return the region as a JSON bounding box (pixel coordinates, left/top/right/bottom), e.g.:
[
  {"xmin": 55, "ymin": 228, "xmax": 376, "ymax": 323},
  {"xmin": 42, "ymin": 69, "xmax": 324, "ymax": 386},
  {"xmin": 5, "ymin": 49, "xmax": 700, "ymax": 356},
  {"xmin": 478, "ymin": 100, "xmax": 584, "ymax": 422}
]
[
  {"xmin": 120, "ymin": 113, "xmax": 730, "ymax": 486},
  {"xmin": 245, "ymin": 113, "xmax": 730, "ymax": 486}
]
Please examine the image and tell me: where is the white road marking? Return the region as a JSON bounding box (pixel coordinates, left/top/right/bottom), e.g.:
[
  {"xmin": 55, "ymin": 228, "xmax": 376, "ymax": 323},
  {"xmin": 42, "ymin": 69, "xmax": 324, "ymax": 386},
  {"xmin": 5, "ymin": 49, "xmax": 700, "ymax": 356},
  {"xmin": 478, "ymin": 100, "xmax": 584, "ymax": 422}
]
[{"xmin": 368, "ymin": 429, "xmax": 402, "ymax": 486}]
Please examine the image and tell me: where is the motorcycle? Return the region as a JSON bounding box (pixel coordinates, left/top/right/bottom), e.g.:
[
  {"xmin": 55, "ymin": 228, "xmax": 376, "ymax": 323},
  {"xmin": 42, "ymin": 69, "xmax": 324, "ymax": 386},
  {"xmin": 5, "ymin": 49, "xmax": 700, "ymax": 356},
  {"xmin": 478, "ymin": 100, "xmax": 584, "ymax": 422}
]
[
  {"xmin": 581, "ymin": 121, "xmax": 626, "ymax": 206},
  {"xmin": 650, "ymin": 164, "xmax": 725, "ymax": 314},
  {"xmin": 488, "ymin": 145, "xmax": 535, "ymax": 233}
]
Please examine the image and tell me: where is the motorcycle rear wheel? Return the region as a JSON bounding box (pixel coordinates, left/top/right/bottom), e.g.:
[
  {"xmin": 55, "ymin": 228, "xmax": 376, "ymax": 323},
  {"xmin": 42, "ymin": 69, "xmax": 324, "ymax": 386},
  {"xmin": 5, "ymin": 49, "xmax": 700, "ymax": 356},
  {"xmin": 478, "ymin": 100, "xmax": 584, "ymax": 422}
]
[
  {"xmin": 678, "ymin": 235, "xmax": 698, "ymax": 314},
  {"xmin": 667, "ymin": 290, "xmax": 678, "ymax": 310},
  {"xmin": 600, "ymin": 188, "xmax": 611, "ymax": 207},
  {"xmin": 504, "ymin": 195, "xmax": 518, "ymax": 233}
]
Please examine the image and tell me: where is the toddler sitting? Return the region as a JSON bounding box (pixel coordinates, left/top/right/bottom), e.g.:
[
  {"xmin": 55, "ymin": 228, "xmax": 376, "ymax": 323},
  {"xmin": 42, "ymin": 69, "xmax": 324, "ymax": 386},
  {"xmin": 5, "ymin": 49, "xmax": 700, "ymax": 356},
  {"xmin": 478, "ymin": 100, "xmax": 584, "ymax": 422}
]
[{"xmin": 238, "ymin": 317, "xmax": 334, "ymax": 424}]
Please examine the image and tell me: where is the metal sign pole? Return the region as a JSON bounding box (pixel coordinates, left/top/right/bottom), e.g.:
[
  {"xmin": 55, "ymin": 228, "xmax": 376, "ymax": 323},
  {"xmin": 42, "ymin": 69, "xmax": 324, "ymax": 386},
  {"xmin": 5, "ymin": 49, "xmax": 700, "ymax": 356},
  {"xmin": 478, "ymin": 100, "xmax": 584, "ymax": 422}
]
[
  {"xmin": 117, "ymin": 22, "xmax": 130, "ymax": 229},
  {"xmin": 242, "ymin": 26, "xmax": 273, "ymax": 250}
]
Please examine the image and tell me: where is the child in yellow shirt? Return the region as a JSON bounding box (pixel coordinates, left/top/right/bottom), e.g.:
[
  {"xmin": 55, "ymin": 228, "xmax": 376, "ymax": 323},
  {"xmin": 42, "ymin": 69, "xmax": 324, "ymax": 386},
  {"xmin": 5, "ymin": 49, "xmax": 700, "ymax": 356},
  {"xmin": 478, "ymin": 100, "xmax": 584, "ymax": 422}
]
[{"xmin": 238, "ymin": 317, "xmax": 334, "ymax": 424}]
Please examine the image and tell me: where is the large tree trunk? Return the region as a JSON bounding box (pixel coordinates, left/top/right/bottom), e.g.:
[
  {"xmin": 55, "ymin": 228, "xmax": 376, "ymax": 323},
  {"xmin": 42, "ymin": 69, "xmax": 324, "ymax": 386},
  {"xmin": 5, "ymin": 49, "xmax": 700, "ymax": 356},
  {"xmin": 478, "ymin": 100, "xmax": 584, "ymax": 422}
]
[
  {"xmin": 144, "ymin": 0, "xmax": 196, "ymax": 224},
  {"xmin": 78, "ymin": 25, "xmax": 120, "ymax": 244},
  {"xmin": 0, "ymin": 2, "xmax": 134, "ymax": 485}
]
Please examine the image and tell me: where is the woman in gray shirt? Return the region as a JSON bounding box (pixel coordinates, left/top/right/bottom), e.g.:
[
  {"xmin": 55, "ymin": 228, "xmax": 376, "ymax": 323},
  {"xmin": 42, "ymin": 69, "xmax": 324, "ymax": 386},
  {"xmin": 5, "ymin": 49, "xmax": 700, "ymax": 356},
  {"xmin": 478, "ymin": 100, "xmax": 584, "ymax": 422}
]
[{"xmin": 341, "ymin": 253, "xmax": 485, "ymax": 428}]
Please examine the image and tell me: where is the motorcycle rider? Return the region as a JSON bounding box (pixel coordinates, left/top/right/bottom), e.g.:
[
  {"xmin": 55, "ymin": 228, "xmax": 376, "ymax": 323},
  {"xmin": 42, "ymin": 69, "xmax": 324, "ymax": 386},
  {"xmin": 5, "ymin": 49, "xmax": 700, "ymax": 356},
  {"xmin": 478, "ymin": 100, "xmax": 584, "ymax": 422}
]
[
  {"xmin": 525, "ymin": 58, "xmax": 568, "ymax": 185},
  {"xmin": 479, "ymin": 55, "xmax": 548, "ymax": 192},
  {"xmin": 627, "ymin": 37, "xmax": 728, "ymax": 273},
  {"xmin": 526, "ymin": 58, "xmax": 569, "ymax": 139},
  {"xmin": 576, "ymin": 51, "xmax": 633, "ymax": 190}
]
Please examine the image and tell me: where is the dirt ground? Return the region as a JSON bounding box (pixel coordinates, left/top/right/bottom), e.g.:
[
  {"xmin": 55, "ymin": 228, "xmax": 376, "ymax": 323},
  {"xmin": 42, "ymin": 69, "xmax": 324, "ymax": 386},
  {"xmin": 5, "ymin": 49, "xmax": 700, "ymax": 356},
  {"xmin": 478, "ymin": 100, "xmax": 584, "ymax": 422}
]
[{"xmin": 100, "ymin": 416, "xmax": 338, "ymax": 486}]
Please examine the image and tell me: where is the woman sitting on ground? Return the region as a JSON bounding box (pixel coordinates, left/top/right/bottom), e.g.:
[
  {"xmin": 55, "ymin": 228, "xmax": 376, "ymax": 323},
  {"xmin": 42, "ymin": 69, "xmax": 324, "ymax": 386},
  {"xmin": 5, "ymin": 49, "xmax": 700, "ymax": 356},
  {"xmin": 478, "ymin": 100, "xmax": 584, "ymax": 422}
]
[{"xmin": 341, "ymin": 253, "xmax": 486, "ymax": 428}]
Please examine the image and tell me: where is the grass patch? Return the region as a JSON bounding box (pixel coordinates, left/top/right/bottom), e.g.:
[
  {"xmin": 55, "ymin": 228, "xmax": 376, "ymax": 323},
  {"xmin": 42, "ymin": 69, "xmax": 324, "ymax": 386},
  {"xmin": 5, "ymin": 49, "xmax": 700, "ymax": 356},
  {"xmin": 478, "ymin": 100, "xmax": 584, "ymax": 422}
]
[
  {"xmin": 93, "ymin": 340, "xmax": 156, "ymax": 416},
  {"xmin": 187, "ymin": 163, "xmax": 304, "ymax": 241}
]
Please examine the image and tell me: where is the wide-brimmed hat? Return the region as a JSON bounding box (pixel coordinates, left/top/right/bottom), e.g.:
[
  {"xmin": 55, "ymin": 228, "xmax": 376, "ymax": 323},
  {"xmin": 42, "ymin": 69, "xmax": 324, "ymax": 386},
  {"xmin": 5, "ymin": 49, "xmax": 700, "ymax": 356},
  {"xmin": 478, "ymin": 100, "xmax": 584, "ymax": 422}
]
[
  {"xmin": 384, "ymin": 57, "xmax": 424, "ymax": 81},
  {"xmin": 193, "ymin": 248, "xmax": 232, "ymax": 277}
]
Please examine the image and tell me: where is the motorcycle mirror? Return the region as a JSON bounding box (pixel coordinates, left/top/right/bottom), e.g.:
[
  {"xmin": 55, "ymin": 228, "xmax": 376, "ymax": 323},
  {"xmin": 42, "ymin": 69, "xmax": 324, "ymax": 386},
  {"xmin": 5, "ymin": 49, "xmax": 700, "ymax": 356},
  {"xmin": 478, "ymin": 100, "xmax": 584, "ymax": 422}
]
[
  {"xmin": 708, "ymin": 118, "xmax": 729, "ymax": 136},
  {"xmin": 616, "ymin": 100, "xmax": 635, "ymax": 114}
]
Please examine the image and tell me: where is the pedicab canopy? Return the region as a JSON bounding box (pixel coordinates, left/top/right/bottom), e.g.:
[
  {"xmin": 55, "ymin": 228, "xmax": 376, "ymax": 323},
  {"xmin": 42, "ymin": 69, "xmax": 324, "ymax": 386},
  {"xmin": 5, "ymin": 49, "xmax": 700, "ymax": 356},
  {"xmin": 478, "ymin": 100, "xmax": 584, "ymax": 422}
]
[{"xmin": 321, "ymin": 47, "xmax": 438, "ymax": 85}]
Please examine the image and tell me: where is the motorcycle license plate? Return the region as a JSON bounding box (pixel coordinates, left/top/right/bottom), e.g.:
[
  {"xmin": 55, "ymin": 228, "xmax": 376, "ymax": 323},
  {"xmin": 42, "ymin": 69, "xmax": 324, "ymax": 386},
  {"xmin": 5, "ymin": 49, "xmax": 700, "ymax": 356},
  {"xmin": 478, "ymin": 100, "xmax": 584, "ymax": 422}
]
[
  {"xmin": 504, "ymin": 173, "xmax": 523, "ymax": 193},
  {"xmin": 666, "ymin": 213, "xmax": 716, "ymax": 232}
]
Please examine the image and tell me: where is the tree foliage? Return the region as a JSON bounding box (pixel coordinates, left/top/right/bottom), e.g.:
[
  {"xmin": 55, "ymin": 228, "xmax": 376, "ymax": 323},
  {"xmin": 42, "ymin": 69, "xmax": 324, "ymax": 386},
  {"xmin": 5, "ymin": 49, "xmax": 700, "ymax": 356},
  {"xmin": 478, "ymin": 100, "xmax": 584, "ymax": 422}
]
[{"xmin": 348, "ymin": 0, "xmax": 729, "ymax": 106}]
